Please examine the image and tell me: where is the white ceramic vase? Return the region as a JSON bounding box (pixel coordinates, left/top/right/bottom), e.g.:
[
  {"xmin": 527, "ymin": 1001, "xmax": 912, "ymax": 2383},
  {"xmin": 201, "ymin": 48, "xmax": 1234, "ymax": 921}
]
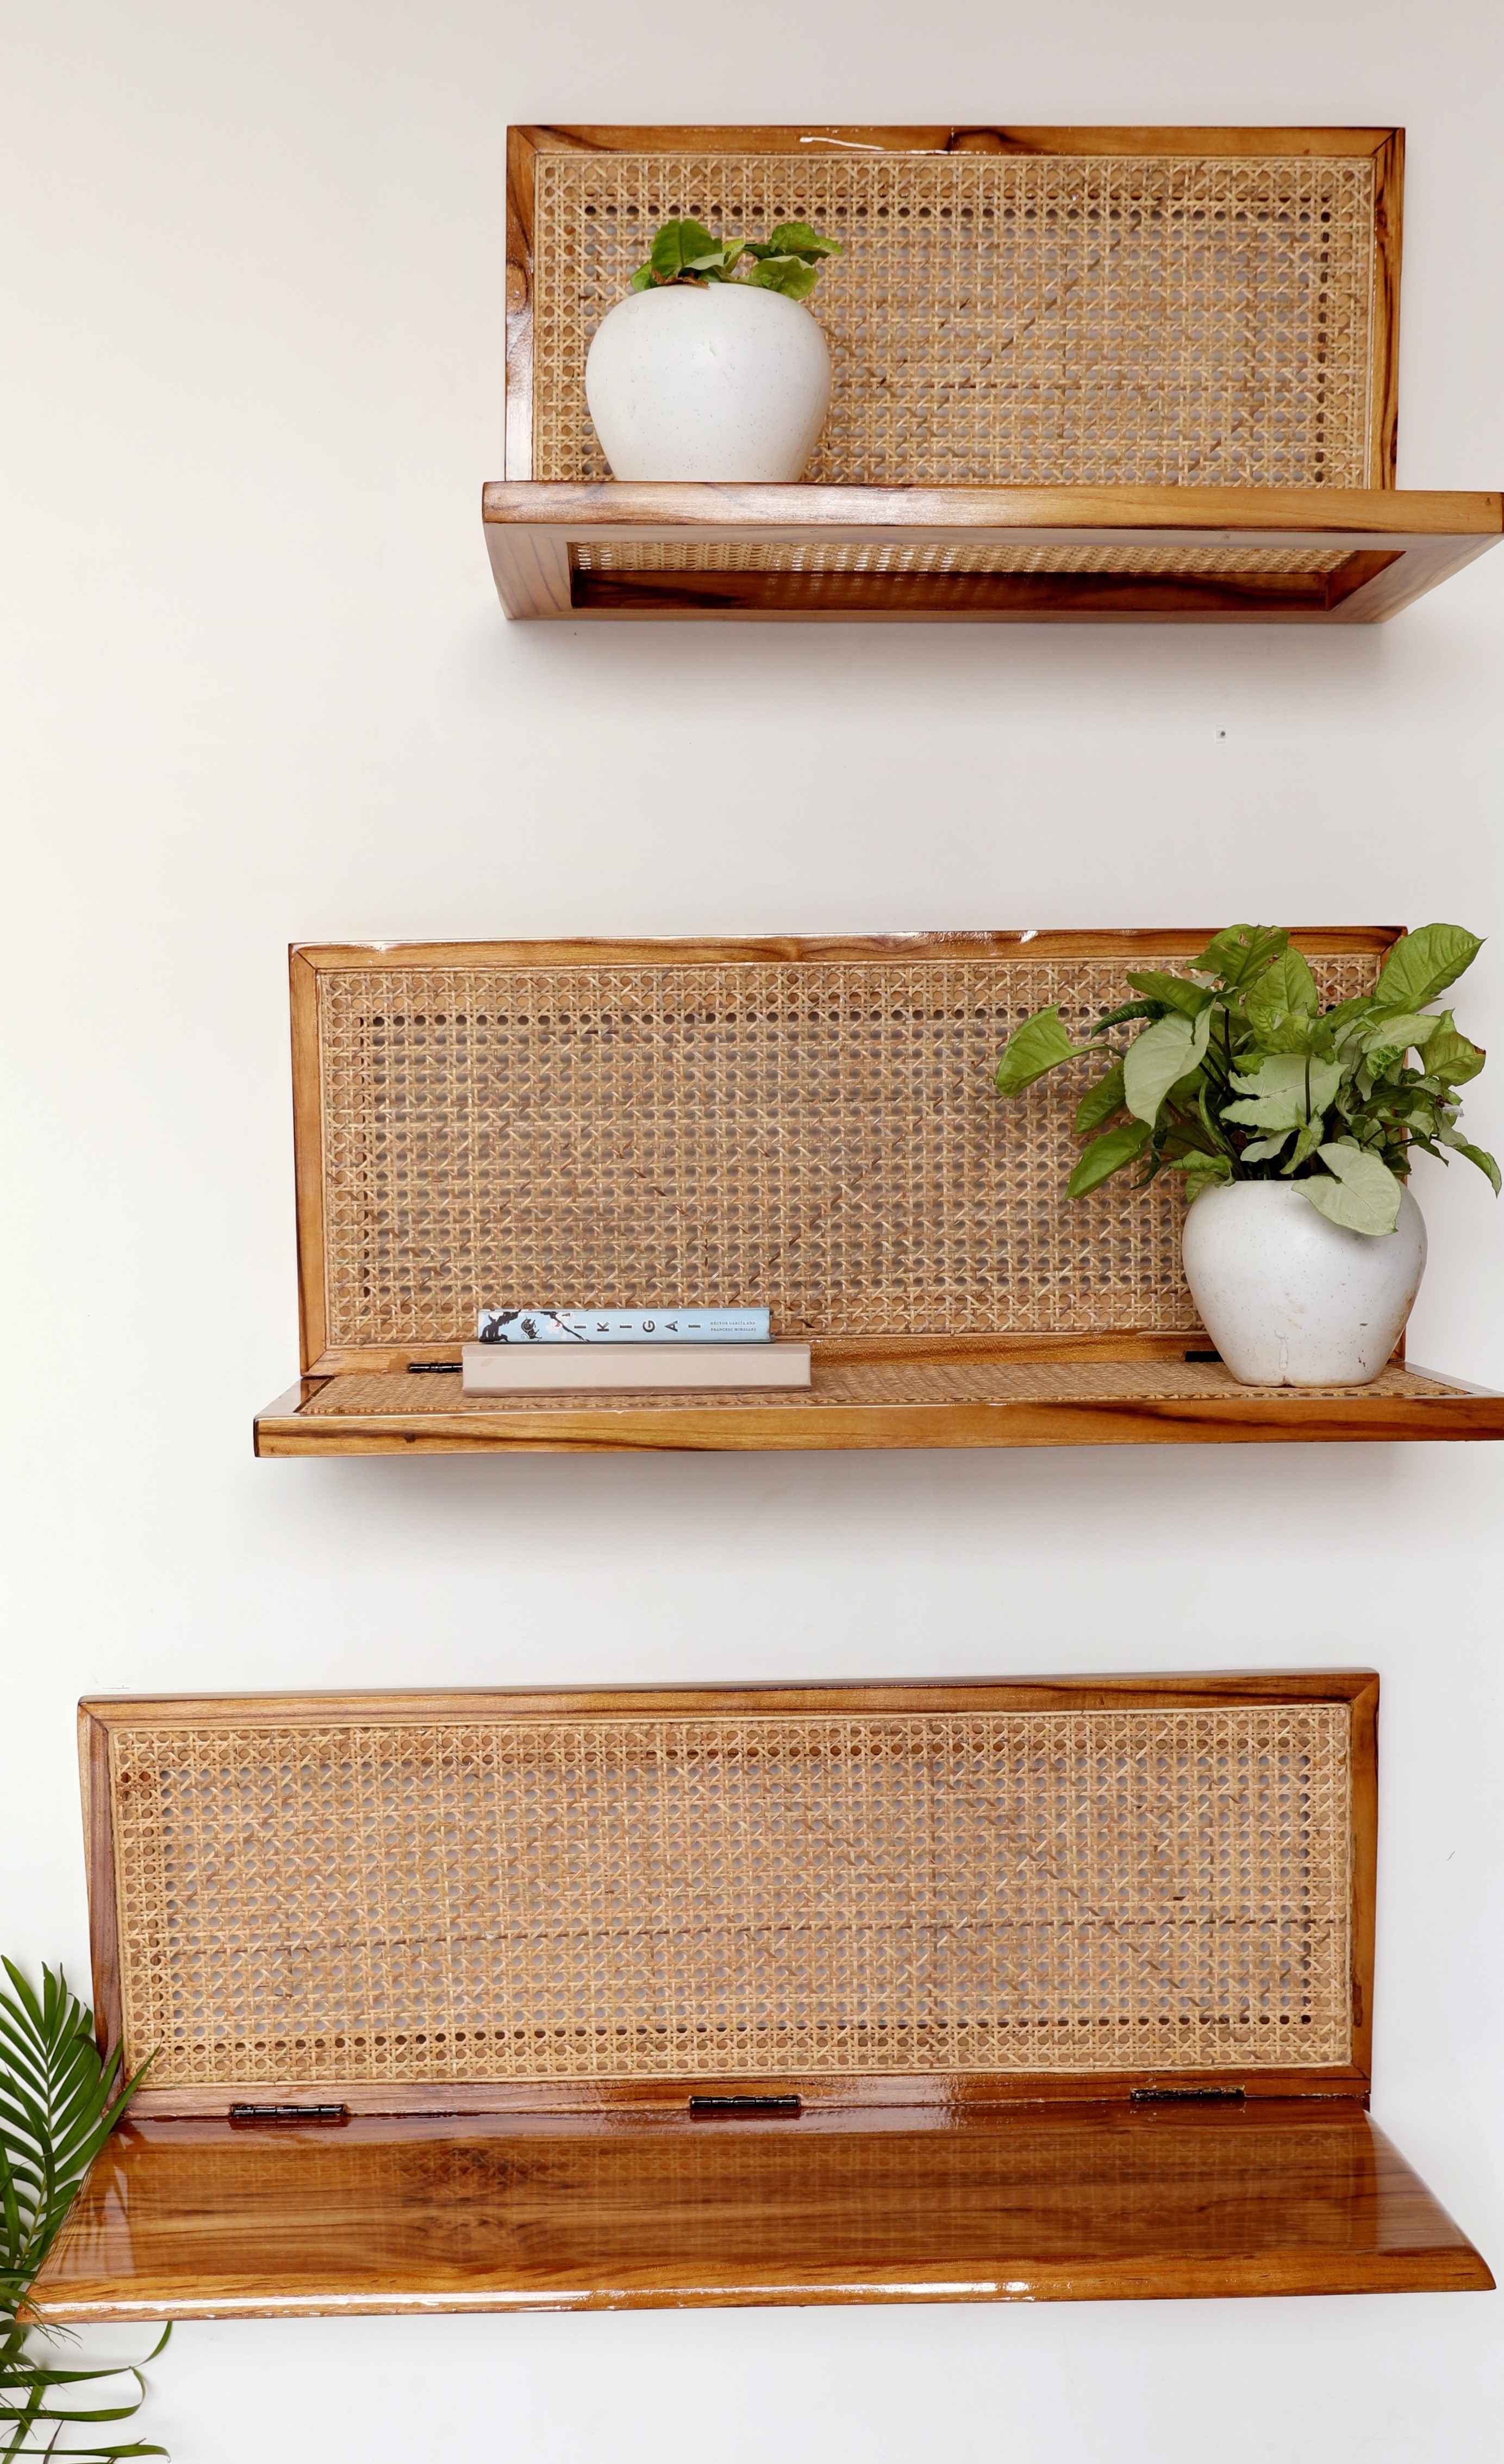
[
  {"xmin": 1181, "ymin": 1179, "xmax": 1427, "ymax": 1387},
  {"xmin": 584, "ymin": 283, "xmax": 832, "ymax": 481}
]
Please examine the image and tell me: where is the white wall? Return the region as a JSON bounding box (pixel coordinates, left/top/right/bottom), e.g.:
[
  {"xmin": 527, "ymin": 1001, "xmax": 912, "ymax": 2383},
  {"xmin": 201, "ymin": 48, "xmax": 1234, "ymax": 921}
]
[{"xmin": 4, "ymin": 1, "xmax": 1502, "ymax": 2454}]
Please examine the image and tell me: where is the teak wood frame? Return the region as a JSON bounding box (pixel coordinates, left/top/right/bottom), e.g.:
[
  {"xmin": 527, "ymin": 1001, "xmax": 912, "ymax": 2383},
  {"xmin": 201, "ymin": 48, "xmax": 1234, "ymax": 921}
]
[
  {"xmin": 503, "ymin": 125, "xmax": 1406, "ymax": 493},
  {"xmin": 30, "ymin": 1673, "xmax": 1495, "ymax": 2315},
  {"xmin": 486, "ymin": 124, "xmax": 1502, "ymax": 623},
  {"xmin": 76, "ymin": 1672, "xmax": 1381, "ymax": 2121},
  {"xmin": 255, "ymin": 931, "xmax": 1504, "ymax": 1455}
]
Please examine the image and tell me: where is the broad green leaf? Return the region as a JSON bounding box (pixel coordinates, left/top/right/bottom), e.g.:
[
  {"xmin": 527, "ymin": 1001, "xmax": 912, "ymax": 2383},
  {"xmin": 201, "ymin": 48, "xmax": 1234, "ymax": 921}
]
[
  {"xmin": 1374, "ymin": 923, "xmax": 1484, "ymax": 1013},
  {"xmin": 1195, "ymin": 924, "xmax": 1289, "ymax": 990},
  {"xmin": 628, "ymin": 261, "xmax": 654, "ymax": 290},
  {"xmin": 1124, "ymin": 969, "xmax": 1210, "ymax": 1018},
  {"xmin": 765, "ymin": 221, "xmax": 842, "ymax": 259},
  {"xmin": 1223, "ymin": 1051, "xmax": 1341, "ymax": 1133},
  {"xmin": 1074, "ymin": 1059, "xmax": 1126, "ymax": 1134},
  {"xmin": 1305, "ymin": 1143, "xmax": 1404, "ymax": 1234},
  {"xmin": 1244, "ymin": 945, "xmax": 1319, "ymax": 1031},
  {"xmin": 1247, "ymin": 1011, "xmax": 1324, "ymax": 1055},
  {"xmin": 1123, "ymin": 1011, "xmax": 1209, "ymax": 1125},
  {"xmin": 1065, "ymin": 1116, "xmax": 1152, "ymax": 1198},
  {"xmin": 1437, "ymin": 1127, "xmax": 1503, "ymax": 1193},
  {"xmin": 1362, "ymin": 1010, "xmax": 1439, "ymax": 1056},
  {"xmin": 1239, "ymin": 1131, "xmax": 1291, "ymax": 1163},
  {"xmin": 745, "ymin": 254, "xmax": 819, "ymax": 300},
  {"xmin": 1426, "ymin": 1014, "xmax": 1486, "ymax": 1085},
  {"xmin": 650, "ymin": 219, "xmax": 721, "ymax": 282},
  {"xmin": 994, "ymin": 1005, "xmax": 1081, "ymax": 1095}
]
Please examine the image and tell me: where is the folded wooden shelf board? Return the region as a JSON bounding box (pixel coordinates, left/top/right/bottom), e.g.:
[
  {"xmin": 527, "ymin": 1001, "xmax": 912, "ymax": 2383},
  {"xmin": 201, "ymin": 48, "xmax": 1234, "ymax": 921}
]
[
  {"xmin": 254, "ymin": 934, "xmax": 1504, "ymax": 1455},
  {"xmin": 488, "ymin": 126, "xmax": 1501, "ymax": 624},
  {"xmin": 31, "ymin": 1677, "xmax": 1492, "ymax": 2316}
]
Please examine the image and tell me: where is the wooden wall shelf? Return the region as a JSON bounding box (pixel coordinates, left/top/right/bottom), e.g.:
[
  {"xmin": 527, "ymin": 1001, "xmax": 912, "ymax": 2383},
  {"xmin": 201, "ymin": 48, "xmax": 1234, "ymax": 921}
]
[
  {"xmin": 29, "ymin": 1677, "xmax": 1493, "ymax": 2316},
  {"xmin": 254, "ymin": 935, "xmax": 1504, "ymax": 1458},
  {"xmin": 487, "ymin": 126, "xmax": 1501, "ymax": 625},
  {"xmin": 483, "ymin": 484, "xmax": 1503, "ymax": 624},
  {"xmin": 32, "ymin": 2103, "xmax": 1490, "ymax": 2318},
  {"xmin": 259, "ymin": 1352, "xmax": 1504, "ymax": 1455}
]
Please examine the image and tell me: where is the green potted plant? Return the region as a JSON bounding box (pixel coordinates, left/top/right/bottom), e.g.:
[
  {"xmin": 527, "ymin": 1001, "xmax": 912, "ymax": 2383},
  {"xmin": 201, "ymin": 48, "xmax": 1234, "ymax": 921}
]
[
  {"xmin": 585, "ymin": 217, "xmax": 842, "ymax": 481},
  {"xmin": 1, "ymin": 1956, "xmax": 165, "ymax": 2457},
  {"xmin": 993, "ymin": 924, "xmax": 1497, "ymax": 1386}
]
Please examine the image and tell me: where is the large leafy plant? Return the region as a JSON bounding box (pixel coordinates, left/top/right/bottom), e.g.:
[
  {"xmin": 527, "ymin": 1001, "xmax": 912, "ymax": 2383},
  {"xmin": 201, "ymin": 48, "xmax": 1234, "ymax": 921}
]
[
  {"xmin": 994, "ymin": 923, "xmax": 1498, "ymax": 1236},
  {"xmin": 628, "ymin": 217, "xmax": 841, "ymax": 302},
  {"xmin": 1, "ymin": 1959, "xmax": 165, "ymax": 2459}
]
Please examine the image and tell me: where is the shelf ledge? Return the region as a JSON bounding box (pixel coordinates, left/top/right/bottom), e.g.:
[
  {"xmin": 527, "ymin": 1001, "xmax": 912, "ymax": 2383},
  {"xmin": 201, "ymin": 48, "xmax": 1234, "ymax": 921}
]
[
  {"xmin": 30, "ymin": 2104, "xmax": 1493, "ymax": 2318},
  {"xmin": 256, "ymin": 1354, "xmax": 1504, "ymax": 1455},
  {"xmin": 482, "ymin": 484, "xmax": 1503, "ymax": 623}
]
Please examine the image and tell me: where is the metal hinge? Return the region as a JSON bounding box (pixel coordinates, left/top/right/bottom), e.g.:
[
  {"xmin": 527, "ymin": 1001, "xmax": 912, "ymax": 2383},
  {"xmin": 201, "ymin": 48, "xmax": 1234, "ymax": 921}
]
[
  {"xmin": 1130, "ymin": 2085, "xmax": 1245, "ymax": 2105},
  {"xmin": 228, "ymin": 2103, "xmax": 350, "ymax": 2125}
]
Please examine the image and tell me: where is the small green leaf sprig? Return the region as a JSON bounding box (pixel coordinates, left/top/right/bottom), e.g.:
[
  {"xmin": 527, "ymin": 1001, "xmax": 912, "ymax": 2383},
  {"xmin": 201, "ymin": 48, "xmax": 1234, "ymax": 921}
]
[
  {"xmin": 994, "ymin": 923, "xmax": 1499, "ymax": 1236},
  {"xmin": 629, "ymin": 217, "xmax": 841, "ymax": 303}
]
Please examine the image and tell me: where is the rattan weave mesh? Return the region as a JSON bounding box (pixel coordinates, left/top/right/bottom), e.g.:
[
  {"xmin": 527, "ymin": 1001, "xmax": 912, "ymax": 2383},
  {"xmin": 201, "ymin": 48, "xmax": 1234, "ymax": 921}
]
[
  {"xmin": 303, "ymin": 1360, "xmax": 1459, "ymax": 1416},
  {"xmin": 312, "ymin": 952, "xmax": 1377, "ymax": 1347},
  {"xmin": 533, "ymin": 148, "xmax": 1380, "ymax": 487},
  {"xmin": 571, "ymin": 542, "xmax": 1356, "ymax": 581},
  {"xmin": 107, "ymin": 1704, "xmax": 1351, "ymax": 2087}
]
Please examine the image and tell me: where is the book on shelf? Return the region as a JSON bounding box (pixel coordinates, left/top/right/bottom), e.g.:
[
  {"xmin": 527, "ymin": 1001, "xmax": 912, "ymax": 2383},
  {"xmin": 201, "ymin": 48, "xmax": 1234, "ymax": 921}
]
[
  {"xmin": 477, "ymin": 1306, "xmax": 771, "ymax": 1345},
  {"xmin": 461, "ymin": 1342, "xmax": 810, "ymax": 1396}
]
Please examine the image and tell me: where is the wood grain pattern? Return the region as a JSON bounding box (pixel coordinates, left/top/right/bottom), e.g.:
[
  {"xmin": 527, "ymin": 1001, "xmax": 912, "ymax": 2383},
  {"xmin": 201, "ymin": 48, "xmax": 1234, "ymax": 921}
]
[
  {"xmin": 48, "ymin": 1678, "xmax": 1489, "ymax": 2313},
  {"xmin": 480, "ymin": 484, "xmax": 1503, "ymax": 624},
  {"xmin": 519, "ymin": 126, "xmax": 1405, "ymax": 160},
  {"xmin": 291, "ymin": 928, "xmax": 1401, "ymax": 970},
  {"xmin": 484, "ymin": 482, "xmax": 1502, "ymax": 535},
  {"xmin": 256, "ymin": 1362, "xmax": 1504, "ymax": 1455},
  {"xmin": 29, "ymin": 2104, "xmax": 1492, "ymax": 2319},
  {"xmin": 288, "ymin": 951, "xmax": 327, "ymax": 1376},
  {"xmin": 1370, "ymin": 129, "xmax": 1405, "ymax": 487}
]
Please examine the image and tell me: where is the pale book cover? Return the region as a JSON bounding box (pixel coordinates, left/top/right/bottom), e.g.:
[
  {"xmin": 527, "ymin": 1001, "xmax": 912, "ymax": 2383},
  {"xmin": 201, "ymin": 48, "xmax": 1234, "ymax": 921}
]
[
  {"xmin": 477, "ymin": 1307, "xmax": 771, "ymax": 1343},
  {"xmin": 461, "ymin": 1342, "xmax": 810, "ymax": 1394}
]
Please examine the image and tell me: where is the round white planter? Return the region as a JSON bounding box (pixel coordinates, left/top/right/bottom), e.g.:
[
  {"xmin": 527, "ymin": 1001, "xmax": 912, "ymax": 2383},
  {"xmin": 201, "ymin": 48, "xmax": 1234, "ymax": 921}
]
[
  {"xmin": 585, "ymin": 283, "xmax": 832, "ymax": 482},
  {"xmin": 1181, "ymin": 1179, "xmax": 1427, "ymax": 1387}
]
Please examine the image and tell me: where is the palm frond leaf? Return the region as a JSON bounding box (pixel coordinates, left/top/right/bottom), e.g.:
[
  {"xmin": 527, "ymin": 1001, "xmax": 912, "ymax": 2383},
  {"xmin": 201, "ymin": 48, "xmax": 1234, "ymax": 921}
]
[{"xmin": 1, "ymin": 1960, "xmax": 167, "ymax": 2460}]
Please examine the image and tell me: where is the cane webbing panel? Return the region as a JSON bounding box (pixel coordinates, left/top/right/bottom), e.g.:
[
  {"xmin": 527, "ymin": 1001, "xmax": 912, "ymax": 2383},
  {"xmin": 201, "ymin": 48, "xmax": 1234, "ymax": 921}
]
[
  {"xmin": 105, "ymin": 1703, "xmax": 1352, "ymax": 2089},
  {"xmin": 301, "ymin": 1360, "xmax": 1462, "ymax": 1417},
  {"xmin": 310, "ymin": 951, "xmax": 1378, "ymax": 1348},
  {"xmin": 532, "ymin": 146, "xmax": 1381, "ymax": 488},
  {"xmin": 571, "ymin": 542, "xmax": 1357, "ymax": 581}
]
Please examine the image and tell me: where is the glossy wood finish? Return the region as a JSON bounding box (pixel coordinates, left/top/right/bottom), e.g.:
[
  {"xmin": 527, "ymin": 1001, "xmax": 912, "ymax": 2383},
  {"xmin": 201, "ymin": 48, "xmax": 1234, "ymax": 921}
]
[
  {"xmin": 482, "ymin": 483, "xmax": 1503, "ymax": 624},
  {"xmin": 30, "ymin": 2102, "xmax": 1491, "ymax": 2320},
  {"xmin": 48, "ymin": 1675, "xmax": 1489, "ymax": 2313}
]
